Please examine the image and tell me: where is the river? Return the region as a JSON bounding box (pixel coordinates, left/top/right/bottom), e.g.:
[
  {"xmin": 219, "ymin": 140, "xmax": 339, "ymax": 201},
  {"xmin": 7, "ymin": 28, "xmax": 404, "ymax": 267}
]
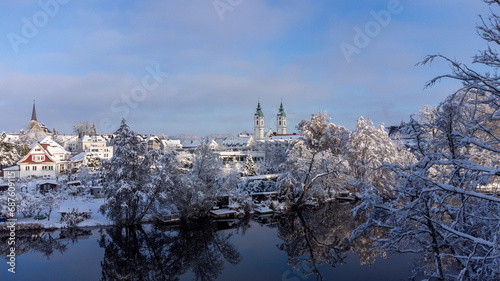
[{"xmin": 1, "ymin": 202, "xmax": 422, "ymax": 281}]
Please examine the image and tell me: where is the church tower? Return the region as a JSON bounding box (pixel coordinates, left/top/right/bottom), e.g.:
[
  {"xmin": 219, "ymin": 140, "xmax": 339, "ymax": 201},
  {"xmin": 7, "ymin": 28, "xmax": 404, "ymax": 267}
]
[
  {"xmin": 29, "ymin": 100, "xmax": 38, "ymax": 130},
  {"xmin": 277, "ymin": 101, "xmax": 287, "ymax": 134},
  {"xmin": 28, "ymin": 100, "xmax": 51, "ymax": 136},
  {"xmin": 254, "ymin": 101, "xmax": 265, "ymax": 140}
]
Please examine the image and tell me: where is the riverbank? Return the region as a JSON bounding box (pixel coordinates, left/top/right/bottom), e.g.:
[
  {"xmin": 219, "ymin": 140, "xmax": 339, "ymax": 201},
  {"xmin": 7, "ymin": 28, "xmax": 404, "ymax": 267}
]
[{"xmin": 0, "ymin": 198, "xmax": 113, "ymax": 231}]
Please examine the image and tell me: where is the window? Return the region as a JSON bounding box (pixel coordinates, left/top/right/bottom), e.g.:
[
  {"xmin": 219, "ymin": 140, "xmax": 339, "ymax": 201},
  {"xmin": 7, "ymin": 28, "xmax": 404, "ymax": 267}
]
[
  {"xmin": 49, "ymin": 166, "xmax": 54, "ymax": 171},
  {"xmin": 32, "ymin": 166, "xmax": 37, "ymax": 171},
  {"xmin": 25, "ymin": 166, "xmax": 30, "ymax": 171},
  {"xmin": 34, "ymin": 155, "xmax": 45, "ymax": 162},
  {"xmin": 256, "ymin": 120, "xmax": 259, "ymax": 126},
  {"xmin": 42, "ymin": 166, "xmax": 47, "ymax": 171},
  {"xmin": 261, "ymin": 121, "xmax": 263, "ymax": 126},
  {"xmin": 279, "ymin": 121, "xmax": 282, "ymax": 126}
]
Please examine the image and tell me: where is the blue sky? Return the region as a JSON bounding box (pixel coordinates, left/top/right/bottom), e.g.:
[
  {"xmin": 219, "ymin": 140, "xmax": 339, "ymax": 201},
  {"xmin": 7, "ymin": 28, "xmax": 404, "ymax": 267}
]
[{"xmin": 0, "ymin": 0, "xmax": 493, "ymax": 136}]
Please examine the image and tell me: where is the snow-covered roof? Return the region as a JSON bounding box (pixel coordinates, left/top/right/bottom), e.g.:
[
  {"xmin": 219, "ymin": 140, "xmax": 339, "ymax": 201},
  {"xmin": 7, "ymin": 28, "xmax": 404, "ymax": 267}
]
[
  {"xmin": 210, "ymin": 209, "xmax": 237, "ymax": 215},
  {"xmin": 162, "ymin": 139, "xmax": 182, "ymax": 148},
  {"xmin": 181, "ymin": 139, "xmax": 202, "ymax": 148},
  {"xmin": 30, "ymin": 136, "xmax": 70, "ymax": 155},
  {"xmin": 5, "ymin": 134, "xmax": 20, "ymax": 142},
  {"xmin": 2, "ymin": 165, "xmax": 20, "ymax": 171},
  {"xmin": 67, "ymin": 180, "xmax": 82, "ymax": 185},
  {"xmin": 71, "ymin": 152, "xmax": 88, "ymax": 162},
  {"xmin": 37, "ymin": 179, "xmax": 58, "ymax": 185},
  {"xmin": 222, "ymin": 136, "xmax": 253, "ymax": 148},
  {"xmin": 80, "ymin": 135, "xmax": 107, "ymax": 143},
  {"xmin": 263, "ymin": 134, "xmax": 302, "ymax": 142},
  {"xmin": 243, "ymin": 174, "xmax": 280, "ymax": 181}
]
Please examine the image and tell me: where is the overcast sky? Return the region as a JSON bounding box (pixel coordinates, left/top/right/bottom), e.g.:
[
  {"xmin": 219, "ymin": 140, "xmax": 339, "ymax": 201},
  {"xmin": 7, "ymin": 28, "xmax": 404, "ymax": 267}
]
[{"xmin": 0, "ymin": 0, "xmax": 493, "ymax": 136}]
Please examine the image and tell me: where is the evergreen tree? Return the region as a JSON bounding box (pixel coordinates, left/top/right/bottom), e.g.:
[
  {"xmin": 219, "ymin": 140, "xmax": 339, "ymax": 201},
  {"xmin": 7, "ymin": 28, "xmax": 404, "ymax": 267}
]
[
  {"xmin": 99, "ymin": 119, "xmax": 162, "ymax": 225},
  {"xmin": 0, "ymin": 132, "xmax": 20, "ymax": 166},
  {"xmin": 242, "ymin": 153, "xmax": 256, "ymax": 176}
]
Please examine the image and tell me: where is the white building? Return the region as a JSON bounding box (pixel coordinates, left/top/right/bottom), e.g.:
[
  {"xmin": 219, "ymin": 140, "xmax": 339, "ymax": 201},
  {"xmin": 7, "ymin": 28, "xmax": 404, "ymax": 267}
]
[
  {"xmin": 216, "ymin": 150, "xmax": 265, "ymax": 169},
  {"xmin": 161, "ymin": 139, "xmax": 183, "ymax": 152},
  {"xmin": 276, "ymin": 102, "xmax": 287, "ymax": 135},
  {"xmin": 254, "ymin": 102, "xmax": 265, "ymax": 140},
  {"xmin": 253, "ymin": 101, "xmax": 294, "ymax": 140},
  {"xmin": 59, "ymin": 135, "xmax": 79, "ymax": 153},
  {"xmin": 17, "ymin": 136, "xmax": 72, "ymax": 179},
  {"xmin": 78, "ymin": 135, "xmax": 114, "ymax": 160},
  {"xmin": 221, "ymin": 135, "xmax": 254, "ymax": 151}
]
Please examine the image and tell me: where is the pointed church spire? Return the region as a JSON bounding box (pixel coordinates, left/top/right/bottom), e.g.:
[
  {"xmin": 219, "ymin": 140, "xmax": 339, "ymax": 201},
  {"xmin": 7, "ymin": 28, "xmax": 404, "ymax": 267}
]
[{"xmin": 31, "ymin": 100, "xmax": 37, "ymax": 121}]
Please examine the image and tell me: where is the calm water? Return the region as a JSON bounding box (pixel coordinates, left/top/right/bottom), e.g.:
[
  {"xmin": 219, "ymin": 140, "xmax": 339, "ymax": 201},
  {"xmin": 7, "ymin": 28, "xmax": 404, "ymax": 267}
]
[{"xmin": 1, "ymin": 203, "xmax": 421, "ymax": 281}]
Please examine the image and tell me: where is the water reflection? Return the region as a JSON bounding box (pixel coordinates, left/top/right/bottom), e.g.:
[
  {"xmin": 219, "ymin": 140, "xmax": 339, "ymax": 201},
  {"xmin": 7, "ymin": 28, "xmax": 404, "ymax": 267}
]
[
  {"xmin": 0, "ymin": 203, "xmax": 418, "ymax": 280},
  {"xmin": 0, "ymin": 229, "xmax": 70, "ymax": 259},
  {"xmin": 276, "ymin": 202, "xmax": 380, "ymax": 280},
  {"xmin": 98, "ymin": 221, "xmax": 244, "ymax": 281}
]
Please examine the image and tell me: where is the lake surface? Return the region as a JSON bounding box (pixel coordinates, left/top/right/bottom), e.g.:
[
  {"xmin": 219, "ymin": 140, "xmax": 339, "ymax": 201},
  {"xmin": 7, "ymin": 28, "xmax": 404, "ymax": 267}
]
[{"xmin": 1, "ymin": 203, "xmax": 422, "ymax": 281}]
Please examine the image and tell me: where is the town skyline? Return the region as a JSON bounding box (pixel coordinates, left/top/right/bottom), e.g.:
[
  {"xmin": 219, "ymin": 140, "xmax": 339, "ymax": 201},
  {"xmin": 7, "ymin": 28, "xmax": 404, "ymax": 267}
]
[{"xmin": 0, "ymin": 1, "xmax": 490, "ymax": 136}]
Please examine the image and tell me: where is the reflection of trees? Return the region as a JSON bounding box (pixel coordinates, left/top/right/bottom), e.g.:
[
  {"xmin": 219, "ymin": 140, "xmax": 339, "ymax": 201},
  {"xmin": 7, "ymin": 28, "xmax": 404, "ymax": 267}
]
[
  {"xmin": 0, "ymin": 230, "xmax": 68, "ymax": 259},
  {"xmin": 277, "ymin": 202, "xmax": 380, "ymax": 279},
  {"xmin": 99, "ymin": 221, "xmax": 243, "ymax": 281}
]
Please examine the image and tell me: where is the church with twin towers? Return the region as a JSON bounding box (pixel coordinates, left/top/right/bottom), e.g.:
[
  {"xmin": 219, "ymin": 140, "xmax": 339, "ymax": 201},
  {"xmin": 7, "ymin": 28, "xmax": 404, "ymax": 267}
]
[{"xmin": 253, "ymin": 101, "xmax": 289, "ymax": 140}]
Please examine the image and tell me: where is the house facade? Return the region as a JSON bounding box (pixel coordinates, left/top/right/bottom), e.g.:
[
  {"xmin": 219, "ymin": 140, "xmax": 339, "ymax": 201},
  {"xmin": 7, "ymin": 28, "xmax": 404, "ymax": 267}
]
[
  {"xmin": 17, "ymin": 136, "xmax": 72, "ymax": 178},
  {"xmin": 78, "ymin": 135, "xmax": 114, "ymax": 160}
]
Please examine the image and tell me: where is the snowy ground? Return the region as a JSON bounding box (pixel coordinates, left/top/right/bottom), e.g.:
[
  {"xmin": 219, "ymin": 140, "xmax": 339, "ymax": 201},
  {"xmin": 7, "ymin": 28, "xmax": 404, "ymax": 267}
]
[{"xmin": 3, "ymin": 197, "xmax": 112, "ymax": 230}]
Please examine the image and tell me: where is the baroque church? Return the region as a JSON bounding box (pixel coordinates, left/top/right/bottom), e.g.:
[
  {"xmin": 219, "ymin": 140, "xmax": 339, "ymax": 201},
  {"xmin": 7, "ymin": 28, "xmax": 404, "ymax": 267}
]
[{"xmin": 253, "ymin": 101, "xmax": 295, "ymax": 141}]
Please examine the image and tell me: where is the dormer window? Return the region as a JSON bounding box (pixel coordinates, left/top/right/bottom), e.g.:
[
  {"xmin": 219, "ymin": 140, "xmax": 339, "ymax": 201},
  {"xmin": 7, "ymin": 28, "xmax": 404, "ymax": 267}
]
[{"xmin": 34, "ymin": 155, "xmax": 45, "ymax": 162}]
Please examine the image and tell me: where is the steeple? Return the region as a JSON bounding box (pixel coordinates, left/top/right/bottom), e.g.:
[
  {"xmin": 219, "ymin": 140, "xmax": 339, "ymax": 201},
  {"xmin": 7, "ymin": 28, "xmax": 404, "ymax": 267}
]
[
  {"xmin": 31, "ymin": 100, "xmax": 37, "ymax": 121},
  {"xmin": 277, "ymin": 101, "xmax": 286, "ymax": 117},
  {"xmin": 255, "ymin": 101, "xmax": 264, "ymax": 117},
  {"xmin": 276, "ymin": 101, "xmax": 287, "ymax": 134},
  {"xmin": 254, "ymin": 101, "xmax": 265, "ymax": 140}
]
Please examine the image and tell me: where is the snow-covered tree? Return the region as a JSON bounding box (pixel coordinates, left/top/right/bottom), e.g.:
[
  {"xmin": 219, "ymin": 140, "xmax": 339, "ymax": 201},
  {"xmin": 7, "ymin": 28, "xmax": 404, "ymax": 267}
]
[
  {"xmin": 250, "ymin": 140, "xmax": 288, "ymax": 174},
  {"xmin": 278, "ymin": 111, "xmax": 350, "ymax": 205},
  {"xmin": 354, "ymin": 2, "xmax": 500, "ymax": 279},
  {"xmin": 155, "ymin": 142, "xmax": 234, "ymax": 222},
  {"xmin": 242, "ymin": 153, "xmax": 256, "ymax": 176},
  {"xmin": 0, "ymin": 132, "xmax": 19, "ymax": 166},
  {"xmin": 73, "ymin": 122, "xmax": 97, "ymax": 138},
  {"xmin": 346, "ymin": 117, "xmax": 401, "ymax": 197},
  {"xmin": 17, "ymin": 129, "xmax": 46, "ymax": 156},
  {"xmin": 16, "ymin": 192, "xmax": 38, "ymax": 218},
  {"xmin": 99, "ymin": 119, "xmax": 163, "ymax": 225},
  {"xmin": 42, "ymin": 190, "xmax": 62, "ymax": 221}
]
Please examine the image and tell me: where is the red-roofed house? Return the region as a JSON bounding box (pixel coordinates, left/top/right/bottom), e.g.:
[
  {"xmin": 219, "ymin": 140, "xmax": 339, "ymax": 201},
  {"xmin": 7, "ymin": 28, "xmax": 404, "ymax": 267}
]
[{"xmin": 17, "ymin": 136, "xmax": 71, "ymax": 179}]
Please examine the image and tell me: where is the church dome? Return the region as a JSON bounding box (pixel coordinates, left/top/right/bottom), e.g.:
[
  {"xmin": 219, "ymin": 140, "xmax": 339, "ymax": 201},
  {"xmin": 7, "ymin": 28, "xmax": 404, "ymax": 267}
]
[
  {"xmin": 277, "ymin": 102, "xmax": 286, "ymax": 117},
  {"xmin": 255, "ymin": 102, "xmax": 264, "ymax": 117}
]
